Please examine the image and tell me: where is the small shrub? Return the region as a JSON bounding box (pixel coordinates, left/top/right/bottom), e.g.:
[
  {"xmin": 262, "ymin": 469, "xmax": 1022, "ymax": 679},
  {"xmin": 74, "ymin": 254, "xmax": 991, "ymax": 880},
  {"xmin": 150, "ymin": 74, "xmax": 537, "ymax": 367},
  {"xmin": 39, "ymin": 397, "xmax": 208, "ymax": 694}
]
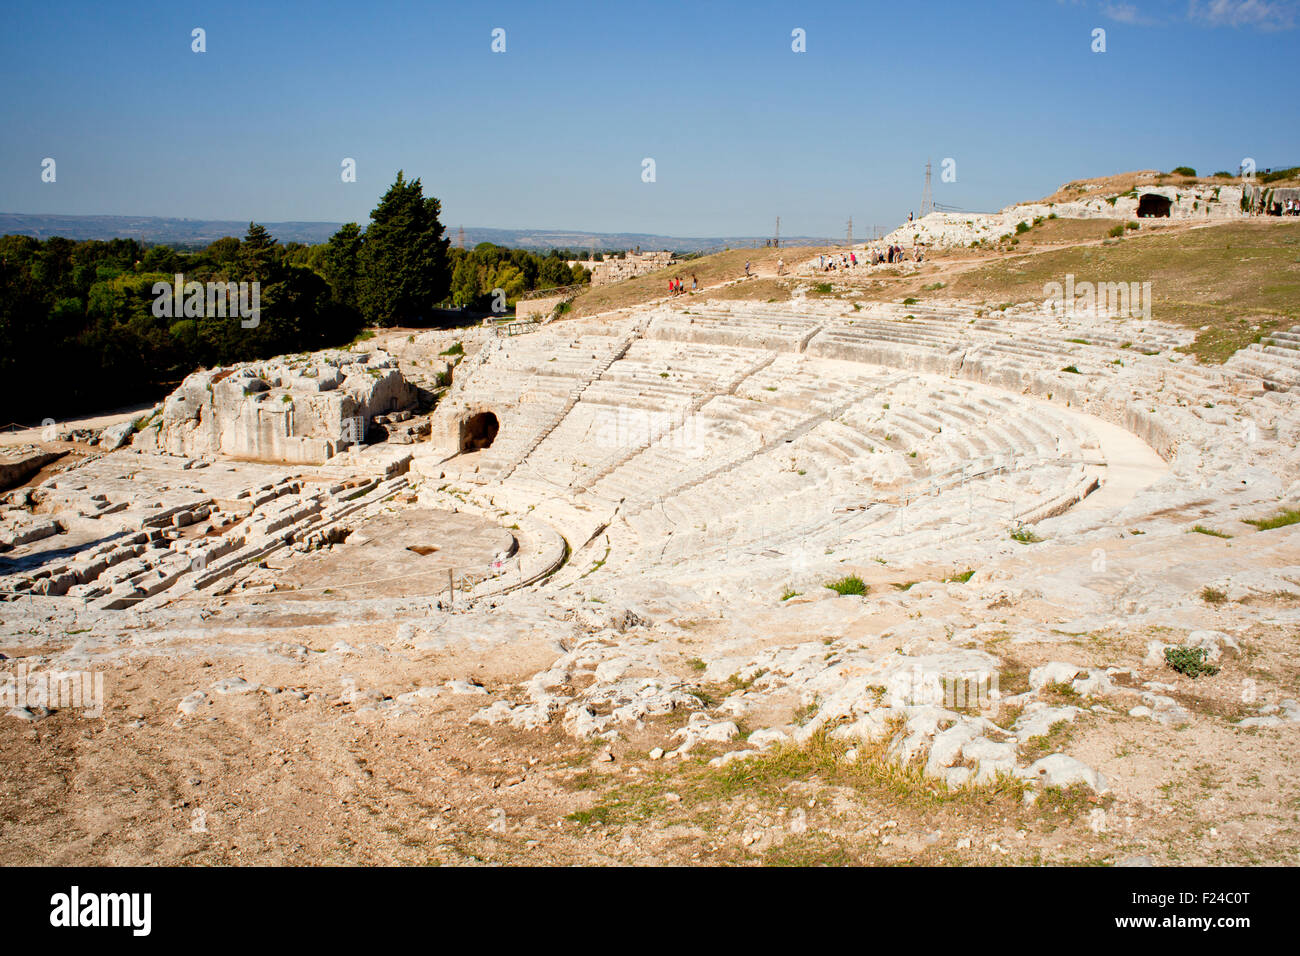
[
  {"xmin": 825, "ymin": 575, "xmax": 869, "ymax": 596},
  {"xmin": 1125, "ymin": 221, "xmax": 1139, "ymax": 231},
  {"xmin": 902, "ymin": 297, "xmax": 918, "ymax": 305},
  {"xmin": 1010, "ymin": 526, "xmax": 1042, "ymax": 544},
  {"xmin": 1107, "ymin": 224, "xmax": 1125, "ymax": 239},
  {"xmin": 440, "ymin": 342, "xmax": 464, "ymax": 356},
  {"xmin": 1061, "ymin": 364, "xmax": 1081, "ymax": 374},
  {"xmin": 1164, "ymin": 646, "xmax": 1219, "ymax": 678},
  {"xmin": 781, "ymin": 588, "xmax": 801, "ymax": 602},
  {"xmin": 1171, "ymin": 166, "xmax": 1196, "ymax": 177},
  {"xmin": 1015, "ymin": 221, "xmax": 1030, "ymax": 234},
  {"xmin": 1201, "ymin": 586, "xmax": 1228, "ymax": 605}
]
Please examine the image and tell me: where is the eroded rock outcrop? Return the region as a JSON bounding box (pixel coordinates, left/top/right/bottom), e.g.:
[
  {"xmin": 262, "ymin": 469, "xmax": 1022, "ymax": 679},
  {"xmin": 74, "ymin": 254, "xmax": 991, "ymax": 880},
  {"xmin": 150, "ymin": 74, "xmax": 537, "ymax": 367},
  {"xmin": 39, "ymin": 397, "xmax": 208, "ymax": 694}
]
[{"xmin": 134, "ymin": 349, "xmax": 417, "ymax": 464}]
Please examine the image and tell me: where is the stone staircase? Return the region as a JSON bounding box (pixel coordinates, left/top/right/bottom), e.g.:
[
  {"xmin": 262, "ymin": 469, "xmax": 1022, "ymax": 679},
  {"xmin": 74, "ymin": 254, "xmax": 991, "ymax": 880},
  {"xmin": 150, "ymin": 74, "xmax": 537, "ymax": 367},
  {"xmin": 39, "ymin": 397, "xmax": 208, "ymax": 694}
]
[
  {"xmin": 496, "ymin": 327, "xmax": 644, "ymax": 481},
  {"xmin": 627, "ymin": 393, "xmax": 861, "ymax": 515},
  {"xmin": 1225, "ymin": 328, "xmax": 1300, "ymax": 391},
  {"xmin": 571, "ymin": 350, "xmax": 779, "ymax": 492}
]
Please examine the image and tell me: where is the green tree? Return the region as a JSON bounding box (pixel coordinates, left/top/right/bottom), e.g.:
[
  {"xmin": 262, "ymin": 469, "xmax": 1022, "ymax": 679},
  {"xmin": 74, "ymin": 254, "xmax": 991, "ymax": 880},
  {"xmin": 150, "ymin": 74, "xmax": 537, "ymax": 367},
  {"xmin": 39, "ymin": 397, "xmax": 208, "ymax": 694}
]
[
  {"xmin": 449, "ymin": 255, "xmax": 481, "ymax": 307},
  {"xmin": 321, "ymin": 222, "xmax": 363, "ymax": 312},
  {"xmin": 238, "ymin": 222, "xmax": 281, "ymax": 283},
  {"xmin": 356, "ymin": 171, "xmax": 450, "ymax": 325}
]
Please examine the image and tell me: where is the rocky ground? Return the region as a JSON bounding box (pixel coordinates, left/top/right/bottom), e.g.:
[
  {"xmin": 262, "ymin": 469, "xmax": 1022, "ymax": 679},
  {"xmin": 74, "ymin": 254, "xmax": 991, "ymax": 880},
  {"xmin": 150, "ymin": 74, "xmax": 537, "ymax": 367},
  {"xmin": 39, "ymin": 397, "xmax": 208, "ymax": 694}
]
[{"xmin": 2, "ymin": 516, "xmax": 1297, "ymax": 865}]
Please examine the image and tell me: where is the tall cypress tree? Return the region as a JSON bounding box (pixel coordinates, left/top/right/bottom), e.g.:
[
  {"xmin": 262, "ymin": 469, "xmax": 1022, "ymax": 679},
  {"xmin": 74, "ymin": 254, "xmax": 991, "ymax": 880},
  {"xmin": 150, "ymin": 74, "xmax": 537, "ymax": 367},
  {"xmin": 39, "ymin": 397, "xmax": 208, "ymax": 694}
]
[{"xmin": 356, "ymin": 171, "xmax": 451, "ymax": 326}]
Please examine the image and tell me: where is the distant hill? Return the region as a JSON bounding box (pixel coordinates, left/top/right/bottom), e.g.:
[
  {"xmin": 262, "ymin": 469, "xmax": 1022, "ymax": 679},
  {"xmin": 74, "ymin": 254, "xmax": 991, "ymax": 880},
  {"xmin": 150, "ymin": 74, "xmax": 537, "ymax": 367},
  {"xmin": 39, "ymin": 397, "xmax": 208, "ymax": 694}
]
[
  {"xmin": 0, "ymin": 213, "xmax": 834, "ymax": 253},
  {"xmin": 0, "ymin": 214, "xmax": 343, "ymax": 246}
]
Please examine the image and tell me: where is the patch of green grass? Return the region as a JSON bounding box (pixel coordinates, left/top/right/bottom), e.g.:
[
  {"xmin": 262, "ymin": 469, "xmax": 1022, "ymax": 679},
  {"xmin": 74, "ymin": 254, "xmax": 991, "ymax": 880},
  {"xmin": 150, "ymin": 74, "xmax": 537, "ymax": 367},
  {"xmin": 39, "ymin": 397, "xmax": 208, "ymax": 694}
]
[
  {"xmin": 1035, "ymin": 783, "xmax": 1099, "ymax": 820},
  {"xmin": 439, "ymin": 341, "xmax": 464, "ymax": 356},
  {"xmin": 902, "ymin": 296, "xmax": 918, "ymax": 305},
  {"xmin": 1061, "ymin": 364, "xmax": 1081, "ymax": 374},
  {"xmin": 762, "ymin": 833, "xmax": 858, "ymax": 867},
  {"xmin": 1020, "ymin": 719, "xmax": 1075, "ymax": 761},
  {"xmin": 1243, "ymin": 508, "xmax": 1300, "ymax": 531},
  {"xmin": 825, "ymin": 575, "xmax": 869, "ymax": 596},
  {"xmin": 565, "ymin": 804, "xmax": 616, "ymax": 827},
  {"xmin": 703, "ymin": 728, "xmax": 1029, "ymax": 811},
  {"xmin": 1190, "ymin": 525, "xmax": 1232, "ymax": 538},
  {"xmin": 1010, "ymin": 527, "xmax": 1042, "ymax": 544},
  {"xmin": 780, "ymin": 588, "xmax": 801, "ymax": 602},
  {"xmin": 944, "ymin": 569, "xmax": 976, "ymax": 584},
  {"xmin": 686, "ymin": 657, "xmax": 707, "ymax": 673},
  {"xmin": 725, "ymin": 669, "xmax": 767, "ymax": 693},
  {"xmin": 1040, "ymin": 680, "xmax": 1081, "ymax": 704}
]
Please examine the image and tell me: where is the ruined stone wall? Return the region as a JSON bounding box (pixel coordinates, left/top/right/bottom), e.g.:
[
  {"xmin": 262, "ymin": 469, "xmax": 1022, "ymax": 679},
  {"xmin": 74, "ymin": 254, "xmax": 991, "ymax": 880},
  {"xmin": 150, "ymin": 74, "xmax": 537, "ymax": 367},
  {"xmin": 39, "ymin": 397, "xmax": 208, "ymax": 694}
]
[
  {"xmin": 134, "ymin": 349, "xmax": 417, "ymax": 465},
  {"xmin": 589, "ymin": 252, "xmax": 674, "ymax": 286}
]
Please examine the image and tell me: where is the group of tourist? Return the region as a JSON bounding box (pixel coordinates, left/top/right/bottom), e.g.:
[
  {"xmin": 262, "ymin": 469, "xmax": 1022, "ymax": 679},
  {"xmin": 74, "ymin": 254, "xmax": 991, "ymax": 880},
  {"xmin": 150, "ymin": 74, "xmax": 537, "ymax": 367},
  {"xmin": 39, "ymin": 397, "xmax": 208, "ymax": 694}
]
[
  {"xmin": 668, "ymin": 275, "xmax": 698, "ymax": 296},
  {"xmin": 872, "ymin": 244, "xmax": 923, "ymax": 264},
  {"xmin": 1269, "ymin": 198, "xmax": 1300, "ymax": 216},
  {"xmin": 814, "ymin": 245, "xmax": 925, "ymax": 272},
  {"xmin": 818, "ymin": 253, "xmax": 858, "ymax": 272}
]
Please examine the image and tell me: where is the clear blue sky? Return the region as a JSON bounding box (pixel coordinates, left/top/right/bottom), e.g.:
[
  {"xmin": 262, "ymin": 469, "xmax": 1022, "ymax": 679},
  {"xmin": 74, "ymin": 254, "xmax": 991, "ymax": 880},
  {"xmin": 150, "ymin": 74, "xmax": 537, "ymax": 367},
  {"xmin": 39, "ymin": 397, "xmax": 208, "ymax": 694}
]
[{"xmin": 1, "ymin": 0, "xmax": 1296, "ymax": 239}]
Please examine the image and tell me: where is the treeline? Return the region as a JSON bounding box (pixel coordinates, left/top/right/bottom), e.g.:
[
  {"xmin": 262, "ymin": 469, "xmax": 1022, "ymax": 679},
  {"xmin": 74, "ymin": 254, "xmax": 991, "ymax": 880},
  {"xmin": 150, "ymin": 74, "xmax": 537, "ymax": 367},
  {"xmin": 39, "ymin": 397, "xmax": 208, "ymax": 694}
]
[
  {"xmin": 0, "ymin": 224, "xmax": 351, "ymax": 423},
  {"xmin": 448, "ymin": 244, "xmax": 590, "ymax": 310},
  {"xmin": 0, "ymin": 172, "xmax": 591, "ymax": 423}
]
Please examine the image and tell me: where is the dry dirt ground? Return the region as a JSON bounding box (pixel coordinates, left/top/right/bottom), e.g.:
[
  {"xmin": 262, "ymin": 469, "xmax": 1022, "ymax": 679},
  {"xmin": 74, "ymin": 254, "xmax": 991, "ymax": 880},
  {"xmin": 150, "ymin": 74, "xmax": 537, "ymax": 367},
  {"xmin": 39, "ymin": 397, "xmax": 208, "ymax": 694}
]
[{"xmin": 2, "ymin": 570, "xmax": 1297, "ymax": 866}]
